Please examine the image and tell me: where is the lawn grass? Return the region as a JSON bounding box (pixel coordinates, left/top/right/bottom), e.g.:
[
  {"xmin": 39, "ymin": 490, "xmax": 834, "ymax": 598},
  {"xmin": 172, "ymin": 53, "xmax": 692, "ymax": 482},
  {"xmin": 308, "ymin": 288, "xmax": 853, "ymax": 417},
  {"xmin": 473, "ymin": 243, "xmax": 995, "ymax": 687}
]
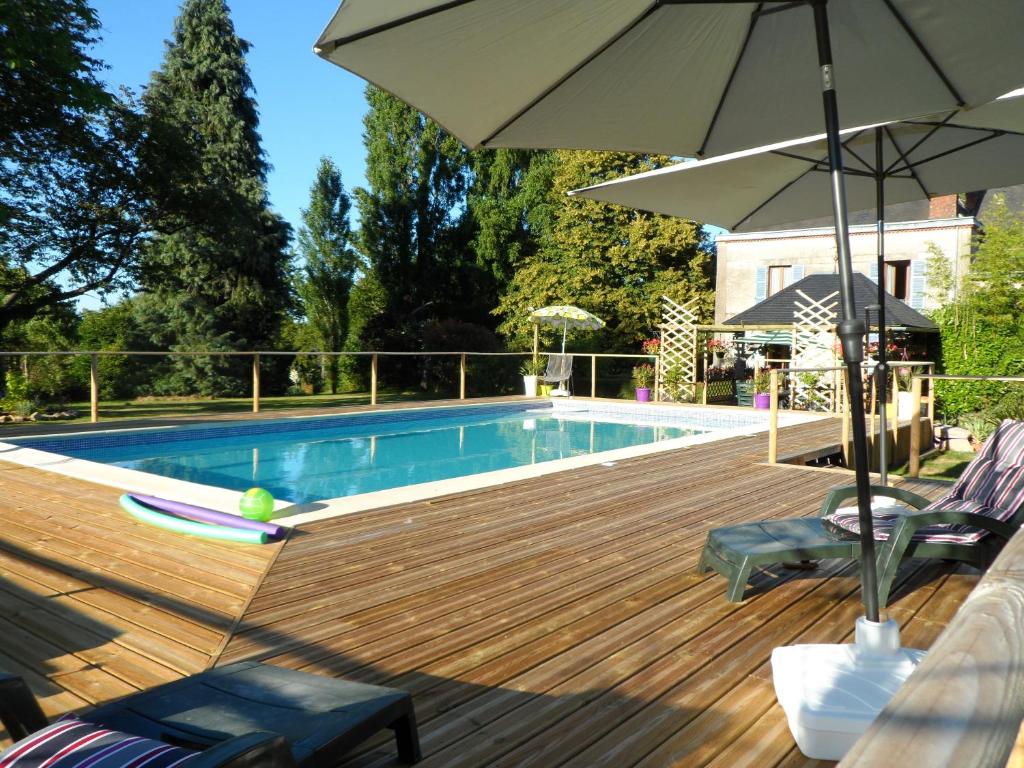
[
  {"xmin": 3, "ymin": 389, "xmax": 440, "ymax": 429},
  {"xmin": 892, "ymin": 449, "xmax": 974, "ymax": 482}
]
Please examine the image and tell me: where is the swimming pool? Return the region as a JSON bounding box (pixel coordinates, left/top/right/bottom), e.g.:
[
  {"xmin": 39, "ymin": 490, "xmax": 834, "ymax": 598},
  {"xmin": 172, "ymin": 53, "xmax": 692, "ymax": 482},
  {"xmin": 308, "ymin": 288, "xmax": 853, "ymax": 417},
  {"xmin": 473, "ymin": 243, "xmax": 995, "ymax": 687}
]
[{"xmin": 4, "ymin": 401, "xmax": 822, "ymax": 516}]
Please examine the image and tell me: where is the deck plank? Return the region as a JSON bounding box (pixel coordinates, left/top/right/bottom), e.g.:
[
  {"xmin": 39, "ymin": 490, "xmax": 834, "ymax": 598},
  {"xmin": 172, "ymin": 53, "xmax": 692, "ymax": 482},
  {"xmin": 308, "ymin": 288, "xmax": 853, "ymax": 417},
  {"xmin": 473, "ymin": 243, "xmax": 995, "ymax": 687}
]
[
  {"xmin": 0, "ymin": 464, "xmax": 280, "ymax": 725},
  {"xmin": 220, "ymin": 413, "xmax": 971, "ymax": 768},
  {"xmin": 0, "ymin": 402, "xmax": 976, "ymax": 765}
]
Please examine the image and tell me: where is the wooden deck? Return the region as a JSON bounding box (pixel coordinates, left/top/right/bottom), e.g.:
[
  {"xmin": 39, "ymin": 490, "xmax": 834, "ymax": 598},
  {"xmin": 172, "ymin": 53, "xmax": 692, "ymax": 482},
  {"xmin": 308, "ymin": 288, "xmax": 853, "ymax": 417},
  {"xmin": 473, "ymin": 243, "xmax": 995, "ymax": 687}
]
[
  {"xmin": 0, "ymin": 407, "xmax": 981, "ymax": 764},
  {"xmin": 0, "ymin": 464, "xmax": 281, "ymax": 722},
  {"xmin": 217, "ymin": 417, "xmax": 976, "ymax": 768}
]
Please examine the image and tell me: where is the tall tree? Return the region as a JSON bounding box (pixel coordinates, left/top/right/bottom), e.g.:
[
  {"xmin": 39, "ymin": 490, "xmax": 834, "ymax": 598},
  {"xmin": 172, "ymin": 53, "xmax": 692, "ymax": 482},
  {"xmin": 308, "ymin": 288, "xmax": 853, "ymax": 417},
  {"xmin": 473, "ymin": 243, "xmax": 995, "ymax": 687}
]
[
  {"xmin": 0, "ymin": 0, "xmax": 146, "ymax": 334},
  {"xmin": 496, "ymin": 150, "xmax": 713, "ymax": 352},
  {"xmin": 140, "ymin": 0, "xmax": 290, "ymax": 395},
  {"xmin": 294, "ymin": 157, "xmax": 359, "ymax": 393},
  {"xmin": 353, "ymin": 86, "xmax": 473, "ymax": 354},
  {"xmin": 466, "ymin": 148, "xmax": 555, "ymax": 320}
]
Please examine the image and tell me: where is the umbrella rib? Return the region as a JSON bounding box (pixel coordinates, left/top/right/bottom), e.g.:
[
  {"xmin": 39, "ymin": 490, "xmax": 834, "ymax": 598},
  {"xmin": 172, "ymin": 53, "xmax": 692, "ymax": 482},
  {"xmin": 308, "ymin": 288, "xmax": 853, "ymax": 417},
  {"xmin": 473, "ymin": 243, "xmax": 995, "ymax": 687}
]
[
  {"xmin": 881, "ymin": 110, "xmax": 956, "ymax": 175},
  {"xmin": 880, "ymin": 0, "xmax": 964, "ymax": 106},
  {"xmin": 317, "ymin": 0, "xmax": 478, "ymax": 50},
  {"xmin": 899, "ymin": 131, "xmax": 1005, "ymax": 174},
  {"xmin": 477, "ymin": 3, "xmax": 662, "ymax": 148},
  {"xmin": 696, "ymin": 3, "xmax": 764, "ymax": 158},
  {"xmin": 882, "ymin": 124, "xmax": 931, "ymax": 198},
  {"xmin": 733, "ymin": 155, "xmax": 819, "ymax": 230}
]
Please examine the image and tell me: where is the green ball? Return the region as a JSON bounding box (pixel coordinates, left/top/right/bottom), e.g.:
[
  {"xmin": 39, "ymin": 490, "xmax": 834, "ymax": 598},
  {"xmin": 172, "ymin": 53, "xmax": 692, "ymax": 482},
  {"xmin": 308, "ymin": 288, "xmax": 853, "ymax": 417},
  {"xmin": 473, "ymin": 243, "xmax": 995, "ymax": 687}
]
[{"xmin": 239, "ymin": 487, "xmax": 275, "ymax": 522}]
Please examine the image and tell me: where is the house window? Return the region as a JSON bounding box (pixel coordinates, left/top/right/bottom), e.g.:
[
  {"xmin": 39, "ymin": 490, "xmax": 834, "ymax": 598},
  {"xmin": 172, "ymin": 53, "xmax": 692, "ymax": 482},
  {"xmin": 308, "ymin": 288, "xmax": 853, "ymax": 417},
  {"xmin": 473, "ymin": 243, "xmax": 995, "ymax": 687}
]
[
  {"xmin": 884, "ymin": 260, "xmax": 911, "ymax": 300},
  {"xmin": 767, "ymin": 265, "xmax": 789, "ymax": 297}
]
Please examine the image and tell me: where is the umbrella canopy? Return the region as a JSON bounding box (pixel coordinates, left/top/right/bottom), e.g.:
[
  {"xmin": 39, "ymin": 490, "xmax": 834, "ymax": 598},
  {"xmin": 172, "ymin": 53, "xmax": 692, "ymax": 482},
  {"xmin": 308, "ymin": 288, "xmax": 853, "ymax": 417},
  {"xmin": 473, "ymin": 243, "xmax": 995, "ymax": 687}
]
[
  {"xmin": 529, "ymin": 305, "xmax": 605, "ymax": 354},
  {"xmin": 571, "ymin": 92, "xmax": 1024, "ymax": 484},
  {"xmin": 313, "ymin": 0, "xmax": 1024, "ymax": 653},
  {"xmin": 568, "ymin": 93, "xmax": 1024, "ymax": 231},
  {"xmin": 315, "ymin": 1, "xmax": 1024, "ymax": 159}
]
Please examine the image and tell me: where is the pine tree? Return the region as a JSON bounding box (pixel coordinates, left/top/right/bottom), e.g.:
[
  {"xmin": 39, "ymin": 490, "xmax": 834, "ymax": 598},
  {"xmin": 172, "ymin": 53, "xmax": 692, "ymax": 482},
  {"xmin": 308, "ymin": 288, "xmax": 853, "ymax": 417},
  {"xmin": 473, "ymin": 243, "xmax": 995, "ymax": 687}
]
[
  {"xmin": 294, "ymin": 157, "xmax": 359, "ymax": 393},
  {"xmin": 140, "ymin": 0, "xmax": 290, "ymax": 395},
  {"xmin": 496, "ymin": 150, "xmax": 713, "ymax": 352}
]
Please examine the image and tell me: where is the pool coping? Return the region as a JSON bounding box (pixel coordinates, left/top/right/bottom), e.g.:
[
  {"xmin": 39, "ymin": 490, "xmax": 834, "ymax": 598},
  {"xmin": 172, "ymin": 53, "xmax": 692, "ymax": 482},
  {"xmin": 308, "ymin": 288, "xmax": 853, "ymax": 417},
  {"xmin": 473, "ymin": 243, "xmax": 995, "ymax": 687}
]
[{"xmin": 0, "ymin": 397, "xmax": 828, "ymax": 528}]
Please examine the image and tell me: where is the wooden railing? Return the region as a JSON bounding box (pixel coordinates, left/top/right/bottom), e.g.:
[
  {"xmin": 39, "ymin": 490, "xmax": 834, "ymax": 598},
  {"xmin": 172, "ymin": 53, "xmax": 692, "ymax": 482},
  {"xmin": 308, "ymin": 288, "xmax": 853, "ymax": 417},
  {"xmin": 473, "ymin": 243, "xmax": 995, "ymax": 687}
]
[
  {"xmin": 906, "ymin": 373, "xmax": 1024, "ymax": 477},
  {"xmin": 0, "ymin": 349, "xmax": 654, "ymax": 423},
  {"xmin": 766, "ymin": 361, "xmax": 936, "ymax": 467},
  {"xmin": 839, "ymin": 525, "xmax": 1024, "ymax": 767}
]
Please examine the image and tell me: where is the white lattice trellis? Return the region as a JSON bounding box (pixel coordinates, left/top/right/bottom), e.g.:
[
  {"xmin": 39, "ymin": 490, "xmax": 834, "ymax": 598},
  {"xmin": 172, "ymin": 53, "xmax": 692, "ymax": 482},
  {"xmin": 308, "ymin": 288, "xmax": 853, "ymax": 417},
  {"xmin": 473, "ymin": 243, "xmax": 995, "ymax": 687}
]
[
  {"xmin": 657, "ymin": 296, "xmax": 699, "ymax": 402},
  {"xmin": 791, "ymin": 289, "xmax": 839, "ymax": 412}
]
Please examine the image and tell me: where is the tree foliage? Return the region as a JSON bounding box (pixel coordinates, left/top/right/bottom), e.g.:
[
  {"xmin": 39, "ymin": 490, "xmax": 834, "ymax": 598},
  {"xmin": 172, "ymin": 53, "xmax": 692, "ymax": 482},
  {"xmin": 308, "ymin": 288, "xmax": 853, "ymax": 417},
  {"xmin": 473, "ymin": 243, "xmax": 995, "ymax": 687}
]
[
  {"xmin": 294, "ymin": 157, "xmax": 359, "ymax": 393},
  {"xmin": 0, "ymin": 0, "xmax": 145, "ymax": 334},
  {"xmin": 353, "ymin": 86, "xmax": 475, "ymax": 355},
  {"xmin": 495, "ymin": 150, "xmax": 713, "ymax": 352},
  {"xmin": 928, "ymin": 196, "xmax": 1024, "ymax": 420},
  {"xmin": 139, "ymin": 0, "xmax": 291, "ymax": 395}
]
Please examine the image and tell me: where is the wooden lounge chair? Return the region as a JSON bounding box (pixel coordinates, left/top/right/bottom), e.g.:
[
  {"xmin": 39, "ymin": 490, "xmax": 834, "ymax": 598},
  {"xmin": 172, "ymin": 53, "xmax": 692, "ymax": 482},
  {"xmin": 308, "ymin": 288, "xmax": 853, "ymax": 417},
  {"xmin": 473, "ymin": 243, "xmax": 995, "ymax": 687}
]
[
  {"xmin": 698, "ymin": 419, "xmax": 1024, "ymax": 605},
  {"xmin": 0, "ymin": 662, "xmax": 421, "ymax": 767}
]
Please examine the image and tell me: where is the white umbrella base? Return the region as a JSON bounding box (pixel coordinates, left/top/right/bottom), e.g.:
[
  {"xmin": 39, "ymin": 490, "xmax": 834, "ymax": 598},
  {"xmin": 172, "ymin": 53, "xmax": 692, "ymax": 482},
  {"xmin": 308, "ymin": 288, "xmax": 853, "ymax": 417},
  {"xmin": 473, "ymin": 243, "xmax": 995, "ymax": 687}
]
[
  {"xmin": 549, "ymin": 387, "xmax": 571, "ymax": 397},
  {"xmin": 771, "ymin": 617, "xmax": 924, "ymax": 761}
]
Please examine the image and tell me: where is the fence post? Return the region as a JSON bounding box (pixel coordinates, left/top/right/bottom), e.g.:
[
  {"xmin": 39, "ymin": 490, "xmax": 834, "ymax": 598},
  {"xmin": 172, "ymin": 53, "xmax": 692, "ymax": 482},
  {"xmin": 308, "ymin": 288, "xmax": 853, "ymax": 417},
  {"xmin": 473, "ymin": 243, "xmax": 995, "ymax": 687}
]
[
  {"xmin": 768, "ymin": 369, "xmax": 779, "ymax": 464},
  {"xmin": 90, "ymin": 354, "xmax": 99, "ymax": 424},
  {"xmin": 926, "ymin": 363, "xmax": 935, "ymax": 425},
  {"xmin": 371, "ymin": 353, "xmax": 378, "ymax": 406},
  {"xmin": 909, "ymin": 376, "xmax": 923, "ymax": 478},
  {"xmin": 252, "ymin": 353, "xmax": 260, "ymax": 413},
  {"xmin": 591, "ymin": 355, "xmax": 597, "ymax": 399},
  {"xmin": 460, "ymin": 353, "xmax": 466, "ymax": 400}
]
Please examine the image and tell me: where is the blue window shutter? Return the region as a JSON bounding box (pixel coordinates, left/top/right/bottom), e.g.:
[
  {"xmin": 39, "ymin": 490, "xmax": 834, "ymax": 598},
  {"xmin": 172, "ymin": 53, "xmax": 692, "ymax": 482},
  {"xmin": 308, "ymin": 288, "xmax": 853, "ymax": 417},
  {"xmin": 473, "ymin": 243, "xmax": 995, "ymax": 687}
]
[
  {"xmin": 910, "ymin": 259, "xmax": 926, "ymax": 309},
  {"xmin": 869, "ymin": 262, "xmax": 879, "ymax": 284},
  {"xmin": 754, "ymin": 266, "xmax": 768, "ymax": 303},
  {"xmin": 791, "ymin": 265, "xmax": 805, "ymax": 283}
]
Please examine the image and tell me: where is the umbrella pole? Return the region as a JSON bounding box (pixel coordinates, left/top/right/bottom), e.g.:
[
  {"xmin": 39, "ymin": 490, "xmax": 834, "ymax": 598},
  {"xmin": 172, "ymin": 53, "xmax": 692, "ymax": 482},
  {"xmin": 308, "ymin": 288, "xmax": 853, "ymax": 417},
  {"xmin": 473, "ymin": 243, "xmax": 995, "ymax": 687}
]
[
  {"xmin": 561, "ymin": 320, "xmax": 567, "ymax": 355},
  {"xmin": 875, "ymin": 127, "xmax": 889, "ymax": 487},
  {"xmin": 811, "ymin": 0, "xmax": 879, "ymax": 623}
]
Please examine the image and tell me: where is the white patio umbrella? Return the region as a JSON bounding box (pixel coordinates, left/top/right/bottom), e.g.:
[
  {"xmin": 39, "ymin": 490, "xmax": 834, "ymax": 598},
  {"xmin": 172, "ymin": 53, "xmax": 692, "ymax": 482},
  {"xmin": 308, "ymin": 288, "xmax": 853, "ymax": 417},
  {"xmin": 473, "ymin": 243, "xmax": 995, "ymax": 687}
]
[
  {"xmin": 529, "ymin": 305, "xmax": 605, "ymax": 355},
  {"xmin": 570, "ymin": 90, "xmax": 1024, "ymax": 485},
  {"xmin": 314, "ymin": 0, "xmax": 1024, "ymax": 758}
]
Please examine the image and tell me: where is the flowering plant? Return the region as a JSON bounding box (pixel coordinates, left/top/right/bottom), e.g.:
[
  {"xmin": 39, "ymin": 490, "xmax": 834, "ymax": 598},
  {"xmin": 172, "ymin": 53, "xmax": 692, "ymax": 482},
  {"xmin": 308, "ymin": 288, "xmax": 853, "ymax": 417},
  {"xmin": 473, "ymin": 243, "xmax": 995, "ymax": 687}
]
[
  {"xmin": 707, "ymin": 338, "xmax": 730, "ymax": 355},
  {"xmin": 641, "ymin": 337, "xmax": 661, "ymax": 355},
  {"xmin": 753, "ymin": 367, "xmax": 772, "ymax": 394},
  {"xmin": 632, "ymin": 364, "xmax": 655, "ymax": 389}
]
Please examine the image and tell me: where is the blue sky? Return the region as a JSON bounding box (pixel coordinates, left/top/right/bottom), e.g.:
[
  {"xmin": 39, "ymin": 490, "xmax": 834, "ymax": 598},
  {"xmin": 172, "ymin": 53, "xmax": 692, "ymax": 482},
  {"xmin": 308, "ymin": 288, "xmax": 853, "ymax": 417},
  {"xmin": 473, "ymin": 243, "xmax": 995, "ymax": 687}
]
[{"xmin": 91, "ymin": 0, "xmax": 369, "ymax": 236}]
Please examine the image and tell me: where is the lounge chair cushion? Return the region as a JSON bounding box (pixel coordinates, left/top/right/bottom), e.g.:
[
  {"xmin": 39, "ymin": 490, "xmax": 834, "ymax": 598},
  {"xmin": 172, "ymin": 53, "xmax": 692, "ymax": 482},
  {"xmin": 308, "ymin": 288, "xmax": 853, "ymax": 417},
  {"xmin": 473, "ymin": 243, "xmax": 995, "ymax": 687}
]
[
  {"xmin": 0, "ymin": 717, "xmax": 198, "ymax": 767},
  {"xmin": 824, "ymin": 419, "xmax": 1024, "ymax": 544}
]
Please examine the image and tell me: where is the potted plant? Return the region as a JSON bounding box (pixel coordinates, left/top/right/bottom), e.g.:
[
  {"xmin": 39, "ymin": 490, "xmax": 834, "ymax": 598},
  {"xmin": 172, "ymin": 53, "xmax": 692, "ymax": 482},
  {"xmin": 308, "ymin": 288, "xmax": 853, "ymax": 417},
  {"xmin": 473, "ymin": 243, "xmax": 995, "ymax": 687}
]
[
  {"xmin": 520, "ymin": 358, "xmax": 545, "ymax": 397},
  {"xmin": 753, "ymin": 367, "xmax": 772, "ymax": 409},
  {"xmin": 632, "ymin": 363, "xmax": 655, "ymax": 402},
  {"xmin": 707, "ymin": 338, "xmax": 729, "ymax": 366}
]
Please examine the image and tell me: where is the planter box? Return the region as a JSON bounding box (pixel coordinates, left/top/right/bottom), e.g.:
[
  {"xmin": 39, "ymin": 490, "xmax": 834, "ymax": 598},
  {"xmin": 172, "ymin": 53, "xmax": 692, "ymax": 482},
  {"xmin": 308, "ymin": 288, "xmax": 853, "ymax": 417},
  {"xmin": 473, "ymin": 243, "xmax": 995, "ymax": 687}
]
[
  {"xmin": 635, "ymin": 387, "xmax": 651, "ymax": 402},
  {"xmin": 754, "ymin": 392, "xmax": 771, "ymax": 409},
  {"xmin": 523, "ymin": 375, "xmax": 538, "ymax": 397}
]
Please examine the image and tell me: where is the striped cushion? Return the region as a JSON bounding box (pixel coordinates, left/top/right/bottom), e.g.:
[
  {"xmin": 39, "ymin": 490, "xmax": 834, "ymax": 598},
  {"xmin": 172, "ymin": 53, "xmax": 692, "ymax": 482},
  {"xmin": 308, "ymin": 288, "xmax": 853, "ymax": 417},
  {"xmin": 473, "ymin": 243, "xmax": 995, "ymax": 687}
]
[
  {"xmin": 0, "ymin": 718, "xmax": 197, "ymax": 768},
  {"xmin": 824, "ymin": 419, "xmax": 1024, "ymax": 545}
]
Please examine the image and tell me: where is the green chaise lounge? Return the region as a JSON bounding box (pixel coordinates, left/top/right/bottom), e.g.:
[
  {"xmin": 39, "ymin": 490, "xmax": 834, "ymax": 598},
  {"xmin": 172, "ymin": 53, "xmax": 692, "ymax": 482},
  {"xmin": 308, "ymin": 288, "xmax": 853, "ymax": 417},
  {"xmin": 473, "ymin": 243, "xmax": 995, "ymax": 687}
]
[
  {"xmin": 0, "ymin": 662, "xmax": 421, "ymax": 767},
  {"xmin": 698, "ymin": 419, "xmax": 1024, "ymax": 605}
]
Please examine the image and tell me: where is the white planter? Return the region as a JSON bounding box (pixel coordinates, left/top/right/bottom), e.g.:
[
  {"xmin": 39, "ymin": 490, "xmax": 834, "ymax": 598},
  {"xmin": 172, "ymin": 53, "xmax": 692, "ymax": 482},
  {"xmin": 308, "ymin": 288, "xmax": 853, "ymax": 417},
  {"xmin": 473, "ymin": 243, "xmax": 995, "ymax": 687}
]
[
  {"xmin": 523, "ymin": 375, "xmax": 538, "ymax": 397},
  {"xmin": 897, "ymin": 390, "xmax": 917, "ymax": 419}
]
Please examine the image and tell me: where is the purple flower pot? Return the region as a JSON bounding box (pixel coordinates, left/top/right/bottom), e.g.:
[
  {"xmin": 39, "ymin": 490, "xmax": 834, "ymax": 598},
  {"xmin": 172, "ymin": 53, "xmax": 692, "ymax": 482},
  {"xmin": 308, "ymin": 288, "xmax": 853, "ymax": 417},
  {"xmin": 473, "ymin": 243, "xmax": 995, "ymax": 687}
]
[
  {"xmin": 754, "ymin": 392, "xmax": 771, "ymax": 409},
  {"xmin": 635, "ymin": 387, "xmax": 651, "ymax": 402}
]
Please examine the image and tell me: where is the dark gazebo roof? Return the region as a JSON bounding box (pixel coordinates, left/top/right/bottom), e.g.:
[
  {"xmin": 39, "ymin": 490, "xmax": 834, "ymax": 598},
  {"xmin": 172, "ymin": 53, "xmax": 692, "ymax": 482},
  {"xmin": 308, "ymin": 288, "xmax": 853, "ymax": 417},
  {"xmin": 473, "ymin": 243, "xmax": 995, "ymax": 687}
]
[{"xmin": 724, "ymin": 273, "xmax": 938, "ymax": 331}]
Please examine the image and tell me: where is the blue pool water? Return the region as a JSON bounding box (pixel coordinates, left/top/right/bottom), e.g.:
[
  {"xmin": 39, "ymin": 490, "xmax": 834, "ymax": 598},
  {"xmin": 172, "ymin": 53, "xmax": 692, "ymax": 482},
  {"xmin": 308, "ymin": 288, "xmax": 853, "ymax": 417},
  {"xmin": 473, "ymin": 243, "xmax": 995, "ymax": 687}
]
[{"xmin": 13, "ymin": 403, "xmax": 710, "ymax": 504}]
